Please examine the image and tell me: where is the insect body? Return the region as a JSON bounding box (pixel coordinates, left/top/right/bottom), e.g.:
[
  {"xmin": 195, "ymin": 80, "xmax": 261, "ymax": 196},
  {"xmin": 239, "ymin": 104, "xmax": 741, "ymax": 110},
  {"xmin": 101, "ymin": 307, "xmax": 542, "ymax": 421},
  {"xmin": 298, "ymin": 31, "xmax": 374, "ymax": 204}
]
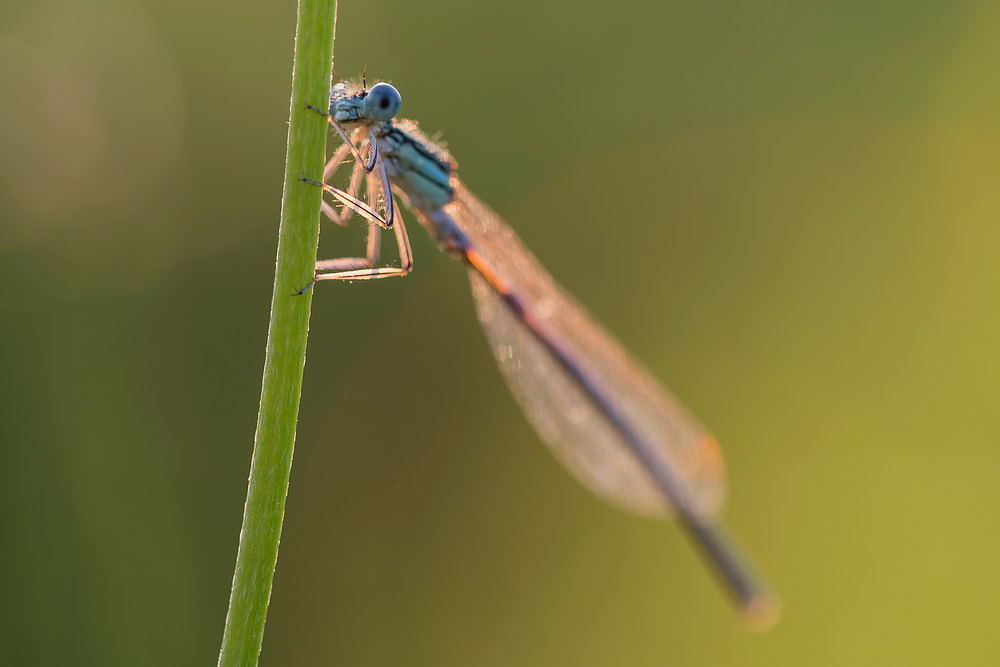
[{"xmin": 307, "ymin": 79, "xmax": 779, "ymax": 626}]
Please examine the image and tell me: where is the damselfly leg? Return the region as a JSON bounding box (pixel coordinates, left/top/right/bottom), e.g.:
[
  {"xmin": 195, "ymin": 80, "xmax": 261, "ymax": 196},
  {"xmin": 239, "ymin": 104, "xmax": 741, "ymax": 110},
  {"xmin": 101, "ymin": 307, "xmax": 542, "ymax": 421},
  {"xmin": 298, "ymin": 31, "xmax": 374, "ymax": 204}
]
[
  {"xmin": 303, "ymin": 123, "xmax": 413, "ymax": 282},
  {"xmin": 319, "ymin": 137, "xmax": 362, "ymax": 226},
  {"xmin": 307, "ymin": 103, "xmax": 378, "ymax": 172}
]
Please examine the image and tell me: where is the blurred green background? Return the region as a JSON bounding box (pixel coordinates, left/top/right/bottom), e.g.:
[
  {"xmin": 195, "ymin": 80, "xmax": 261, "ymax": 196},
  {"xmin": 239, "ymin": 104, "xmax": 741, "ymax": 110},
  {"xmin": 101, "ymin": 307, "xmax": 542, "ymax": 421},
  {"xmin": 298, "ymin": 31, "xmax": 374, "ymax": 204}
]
[{"xmin": 1, "ymin": 0, "xmax": 999, "ymax": 664}]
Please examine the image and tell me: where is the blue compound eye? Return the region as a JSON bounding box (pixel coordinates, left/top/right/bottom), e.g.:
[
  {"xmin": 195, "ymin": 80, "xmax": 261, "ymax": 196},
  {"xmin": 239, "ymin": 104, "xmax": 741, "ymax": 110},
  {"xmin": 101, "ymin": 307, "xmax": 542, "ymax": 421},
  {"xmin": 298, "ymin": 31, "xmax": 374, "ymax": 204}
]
[{"xmin": 364, "ymin": 82, "xmax": 402, "ymax": 122}]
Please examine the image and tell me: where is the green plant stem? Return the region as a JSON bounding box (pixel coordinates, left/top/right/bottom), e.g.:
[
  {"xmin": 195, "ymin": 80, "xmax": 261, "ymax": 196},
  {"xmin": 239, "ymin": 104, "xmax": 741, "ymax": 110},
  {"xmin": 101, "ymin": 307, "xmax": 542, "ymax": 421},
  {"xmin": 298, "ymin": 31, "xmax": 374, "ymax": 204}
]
[{"xmin": 218, "ymin": 1, "xmax": 336, "ymax": 664}]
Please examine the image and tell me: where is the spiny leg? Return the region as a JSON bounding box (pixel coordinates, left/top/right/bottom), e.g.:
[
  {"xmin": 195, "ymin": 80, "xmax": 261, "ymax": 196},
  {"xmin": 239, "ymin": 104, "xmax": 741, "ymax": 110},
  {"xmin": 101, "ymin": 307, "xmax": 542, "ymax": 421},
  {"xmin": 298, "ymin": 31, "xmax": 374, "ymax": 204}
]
[
  {"xmin": 314, "ymin": 169, "xmax": 382, "ymax": 274},
  {"xmin": 373, "ymin": 136, "xmax": 395, "ymax": 228},
  {"xmin": 309, "ymin": 168, "xmax": 412, "ymax": 281},
  {"xmin": 323, "ymin": 126, "xmax": 361, "ymax": 182},
  {"xmin": 297, "ymin": 111, "xmax": 410, "ymax": 287},
  {"xmin": 364, "ymin": 169, "xmax": 382, "ymax": 261},
  {"xmin": 316, "ymin": 171, "xmax": 381, "ymax": 271},
  {"xmin": 324, "ymin": 155, "xmax": 368, "ymax": 225},
  {"xmin": 332, "ymin": 119, "xmax": 378, "ymax": 172},
  {"xmin": 321, "ymin": 145, "xmax": 366, "ymax": 226},
  {"xmin": 315, "ymin": 115, "xmax": 384, "ymax": 226},
  {"xmin": 307, "ymin": 104, "xmax": 378, "ymax": 173},
  {"xmin": 319, "ymin": 129, "xmax": 360, "ymax": 225},
  {"xmin": 306, "ymin": 178, "xmax": 390, "ymax": 229},
  {"xmin": 313, "ymin": 202, "xmax": 412, "ymax": 281}
]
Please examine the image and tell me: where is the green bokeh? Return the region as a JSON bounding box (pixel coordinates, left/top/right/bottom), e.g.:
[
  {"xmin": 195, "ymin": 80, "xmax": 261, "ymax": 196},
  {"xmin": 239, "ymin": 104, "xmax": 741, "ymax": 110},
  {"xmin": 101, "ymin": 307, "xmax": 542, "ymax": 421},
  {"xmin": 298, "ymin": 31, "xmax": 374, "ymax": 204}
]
[{"xmin": 1, "ymin": 0, "xmax": 999, "ymax": 664}]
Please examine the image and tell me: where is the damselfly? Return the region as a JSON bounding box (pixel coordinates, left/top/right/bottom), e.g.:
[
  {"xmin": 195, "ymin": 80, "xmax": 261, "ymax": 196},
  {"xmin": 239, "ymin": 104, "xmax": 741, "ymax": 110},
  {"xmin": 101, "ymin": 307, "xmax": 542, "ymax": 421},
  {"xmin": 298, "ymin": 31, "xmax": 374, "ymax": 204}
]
[{"xmin": 304, "ymin": 79, "xmax": 780, "ymax": 627}]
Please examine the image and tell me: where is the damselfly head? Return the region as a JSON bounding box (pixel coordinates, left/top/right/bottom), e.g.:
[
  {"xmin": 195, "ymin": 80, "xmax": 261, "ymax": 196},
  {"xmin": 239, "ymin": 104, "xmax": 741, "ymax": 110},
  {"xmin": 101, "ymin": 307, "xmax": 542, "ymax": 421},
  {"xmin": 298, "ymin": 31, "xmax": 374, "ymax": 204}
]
[
  {"xmin": 329, "ymin": 81, "xmax": 355, "ymax": 118},
  {"xmin": 329, "ymin": 80, "xmax": 369, "ymax": 123}
]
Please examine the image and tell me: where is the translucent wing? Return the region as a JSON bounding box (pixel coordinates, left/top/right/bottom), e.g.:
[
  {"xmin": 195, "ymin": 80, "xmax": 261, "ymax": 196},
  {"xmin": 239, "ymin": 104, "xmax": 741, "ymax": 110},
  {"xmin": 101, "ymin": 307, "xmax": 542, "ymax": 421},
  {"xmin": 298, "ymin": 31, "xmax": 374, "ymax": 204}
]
[{"xmin": 445, "ymin": 182, "xmax": 727, "ymax": 520}]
